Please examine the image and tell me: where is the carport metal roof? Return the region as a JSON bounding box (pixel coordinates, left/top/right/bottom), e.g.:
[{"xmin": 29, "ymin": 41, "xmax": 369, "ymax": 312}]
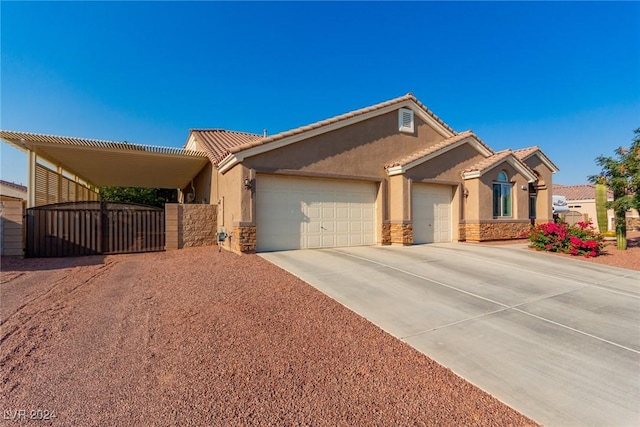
[{"xmin": 0, "ymin": 130, "xmax": 209, "ymax": 189}]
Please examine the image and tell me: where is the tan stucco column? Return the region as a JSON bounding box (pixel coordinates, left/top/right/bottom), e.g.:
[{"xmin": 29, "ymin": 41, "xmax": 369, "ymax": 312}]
[
  {"xmin": 388, "ymin": 174, "xmax": 412, "ymax": 245},
  {"xmin": 232, "ymin": 165, "xmax": 256, "ymax": 253}
]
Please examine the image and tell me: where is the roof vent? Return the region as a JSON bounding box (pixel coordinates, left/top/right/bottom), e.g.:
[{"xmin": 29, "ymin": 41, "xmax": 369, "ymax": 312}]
[{"xmin": 399, "ymin": 108, "xmax": 414, "ymax": 133}]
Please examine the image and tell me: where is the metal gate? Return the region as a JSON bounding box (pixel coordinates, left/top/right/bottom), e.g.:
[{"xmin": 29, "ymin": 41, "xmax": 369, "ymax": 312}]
[{"xmin": 26, "ymin": 201, "xmax": 165, "ymax": 258}]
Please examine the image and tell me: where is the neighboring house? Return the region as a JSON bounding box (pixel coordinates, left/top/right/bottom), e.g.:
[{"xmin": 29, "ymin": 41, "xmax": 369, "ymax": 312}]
[
  {"xmin": 183, "ymin": 93, "xmax": 559, "ymax": 253},
  {"xmin": 553, "ymin": 184, "xmax": 640, "ymax": 231},
  {"xmin": 0, "ymin": 180, "xmax": 27, "ymax": 256},
  {"xmin": 0, "ymin": 179, "xmax": 27, "ymax": 201}
]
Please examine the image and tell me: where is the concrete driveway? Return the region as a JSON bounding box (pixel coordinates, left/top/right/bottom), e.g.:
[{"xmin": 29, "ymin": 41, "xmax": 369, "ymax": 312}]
[{"xmin": 260, "ymin": 243, "xmax": 640, "ymax": 427}]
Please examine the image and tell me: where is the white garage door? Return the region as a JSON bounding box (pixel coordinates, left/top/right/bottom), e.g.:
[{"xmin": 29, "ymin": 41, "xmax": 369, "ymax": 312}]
[
  {"xmin": 256, "ymin": 175, "xmax": 376, "ymax": 251},
  {"xmin": 412, "ymin": 184, "xmax": 452, "ymax": 244}
]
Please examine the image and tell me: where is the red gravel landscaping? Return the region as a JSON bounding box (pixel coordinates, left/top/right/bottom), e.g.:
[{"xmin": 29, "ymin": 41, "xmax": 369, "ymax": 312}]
[{"xmin": 0, "ymin": 247, "xmax": 538, "ymax": 426}]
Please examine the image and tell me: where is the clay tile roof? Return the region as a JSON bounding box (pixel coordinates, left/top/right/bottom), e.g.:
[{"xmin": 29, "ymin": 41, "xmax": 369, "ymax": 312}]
[
  {"xmin": 512, "ymin": 146, "xmax": 540, "ymax": 160},
  {"xmin": 385, "ymin": 130, "xmax": 484, "ymax": 169},
  {"xmin": 225, "ymin": 93, "xmax": 458, "ymax": 157},
  {"xmin": 552, "ymin": 184, "xmax": 613, "ymax": 200},
  {"xmin": 190, "ymin": 129, "xmax": 263, "ymax": 164},
  {"xmin": 463, "ymin": 149, "xmax": 514, "ymax": 174},
  {"xmin": 0, "ymin": 180, "xmax": 27, "ymax": 193}
]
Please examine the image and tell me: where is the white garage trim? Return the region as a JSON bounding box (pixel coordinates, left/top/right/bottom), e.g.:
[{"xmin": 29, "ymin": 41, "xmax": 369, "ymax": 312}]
[
  {"xmin": 256, "ymin": 175, "xmax": 376, "ymax": 251},
  {"xmin": 412, "ymin": 184, "xmax": 452, "ymax": 244}
]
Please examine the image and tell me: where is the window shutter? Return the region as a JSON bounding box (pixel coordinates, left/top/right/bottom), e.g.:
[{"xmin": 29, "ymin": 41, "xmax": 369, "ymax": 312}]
[{"xmin": 398, "ymin": 108, "xmax": 414, "ymax": 133}]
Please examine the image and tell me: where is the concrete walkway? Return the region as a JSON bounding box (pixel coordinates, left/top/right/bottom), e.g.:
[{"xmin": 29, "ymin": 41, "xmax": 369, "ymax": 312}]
[{"xmin": 260, "ymin": 243, "xmax": 640, "ymax": 427}]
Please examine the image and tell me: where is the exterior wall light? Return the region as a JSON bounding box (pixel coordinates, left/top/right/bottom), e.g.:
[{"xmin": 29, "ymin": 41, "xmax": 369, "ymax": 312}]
[
  {"xmin": 244, "ymin": 177, "xmax": 252, "ymax": 190},
  {"xmin": 463, "ymin": 188, "xmax": 469, "ymax": 198}
]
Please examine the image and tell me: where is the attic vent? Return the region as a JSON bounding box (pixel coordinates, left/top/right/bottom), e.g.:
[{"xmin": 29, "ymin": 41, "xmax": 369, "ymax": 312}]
[{"xmin": 399, "ymin": 108, "xmax": 414, "ymax": 133}]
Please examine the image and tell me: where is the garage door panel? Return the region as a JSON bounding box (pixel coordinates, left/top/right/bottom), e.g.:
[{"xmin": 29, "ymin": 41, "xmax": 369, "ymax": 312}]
[
  {"xmin": 413, "ymin": 184, "xmax": 452, "ymax": 244},
  {"xmin": 336, "ymin": 221, "xmax": 349, "ymax": 233},
  {"xmin": 257, "ymin": 175, "xmax": 376, "ymax": 251},
  {"xmin": 307, "ymin": 222, "xmax": 321, "ymax": 233},
  {"xmin": 307, "ymin": 206, "xmax": 321, "ymax": 219},
  {"xmin": 306, "ymin": 235, "xmax": 321, "ymax": 248},
  {"xmin": 323, "ymin": 207, "xmax": 335, "ymax": 218},
  {"xmin": 323, "ymin": 235, "xmax": 336, "ymax": 247}
]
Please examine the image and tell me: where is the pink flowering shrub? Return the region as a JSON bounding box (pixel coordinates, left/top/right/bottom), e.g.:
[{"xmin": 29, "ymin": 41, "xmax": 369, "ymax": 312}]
[{"xmin": 520, "ymin": 220, "xmax": 605, "ymax": 258}]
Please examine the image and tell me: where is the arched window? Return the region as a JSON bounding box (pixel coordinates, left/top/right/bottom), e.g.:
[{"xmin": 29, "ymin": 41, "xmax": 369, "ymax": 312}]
[{"xmin": 493, "ymin": 171, "xmax": 512, "ymax": 217}]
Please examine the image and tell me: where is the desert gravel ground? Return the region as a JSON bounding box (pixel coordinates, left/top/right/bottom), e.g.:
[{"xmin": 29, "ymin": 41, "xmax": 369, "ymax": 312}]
[{"xmin": 0, "ymin": 247, "xmax": 539, "ymax": 426}]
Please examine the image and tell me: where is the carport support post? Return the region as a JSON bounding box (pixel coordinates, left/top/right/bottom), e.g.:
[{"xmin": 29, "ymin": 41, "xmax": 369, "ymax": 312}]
[
  {"xmin": 57, "ymin": 165, "xmax": 64, "ymax": 204},
  {"xmin": 27, "ymin": 149, "xmax": 37, "ymax": 208}
]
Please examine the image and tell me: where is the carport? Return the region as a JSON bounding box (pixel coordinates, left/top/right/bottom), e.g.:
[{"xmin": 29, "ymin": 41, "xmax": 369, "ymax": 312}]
[
  {"xmin": 261, "ymin": 244, "xmax": 640, "ymax": 427},
  {"xmin": 0, "ymin": 130, "xmax": 210, "ymax": 257},
  {"xmin": 0, "ymin": 130, "xmax": 210, "ymax": 207}
]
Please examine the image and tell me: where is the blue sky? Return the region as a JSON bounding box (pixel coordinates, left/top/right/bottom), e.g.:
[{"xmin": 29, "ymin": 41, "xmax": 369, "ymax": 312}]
[{"xmin": 1, "ymin": 1, "xmax": 639, "ymax": 186}]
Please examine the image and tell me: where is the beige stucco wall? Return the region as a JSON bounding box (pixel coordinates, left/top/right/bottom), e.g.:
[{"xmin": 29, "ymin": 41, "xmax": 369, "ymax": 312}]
[
  {"xmin": 521, "ymin": 155, "xmax": 553, "ymax": 223},
  {"xmin": 215, "ymin": 165, "xmax": 255, "ymax": 252},
  {"xmin": 242, "ymin": 112, "xmax": 445, "ymax": 178},
  {"xmin": 389, "ymin": 174, "xmax": 410, "ymax": 222},
  {"xmin": 406, "ymin": 145, "xmax": 485, "ymax": 182},
  {"xmin": 180, "ymin": 163, "xmax": 214, "ymax": 205},
  {"xmin": 566, "ymin": 201, "xmax": 639, "ymax": 232}
]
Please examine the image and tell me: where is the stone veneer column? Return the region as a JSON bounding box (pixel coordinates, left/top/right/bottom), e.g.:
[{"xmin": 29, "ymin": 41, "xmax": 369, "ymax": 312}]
[
  {"xmin": 390, "ymin": 222, "xmax": 413, "ymax": 245},
  {"xmin": 233, "ymin": 225, "xmax": 256, "ymax": 253},
  {"xmin": 380, "ymin": 222, "xmax": 391, "ymax": 245},
  {"xmin": 465, "ymin": 220, "xmax": 530, "ymax": 241}
]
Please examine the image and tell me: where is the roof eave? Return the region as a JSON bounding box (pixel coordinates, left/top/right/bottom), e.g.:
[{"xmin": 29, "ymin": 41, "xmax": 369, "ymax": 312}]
[
  {"xmin": 218, "ymin": 153, "xmax": 239, "ymax": 174},
  {"xmin": 386, "ymin": 166, "xmax": 404, "ymax": 176},
  {"xmin": 386, "ymin": 135, "xmax": 493, "ymax": 176},
  {"xmin": 463, "ymin": 155, "xmax": 537, "ymax": 182},
  {"xmin": 229, "ymin": 97, "xmax": 458, "ymax": 163}
]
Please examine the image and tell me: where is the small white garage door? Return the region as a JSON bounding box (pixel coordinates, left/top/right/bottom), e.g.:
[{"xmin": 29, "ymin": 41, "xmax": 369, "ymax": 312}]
[
  {"xmin": 412, "ymin": 184, "xmax": 452, "ymax": 244},
  {"xmin": 256, "ymin": 175, "xmax": 376, "ymax": 251}
]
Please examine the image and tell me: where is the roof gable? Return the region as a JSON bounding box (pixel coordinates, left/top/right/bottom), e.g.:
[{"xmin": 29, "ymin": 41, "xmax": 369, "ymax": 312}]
[
  {"xmin": 189, "ymin": 129, "xmax": 262, "ymax": 164},
  {"xmin": 513, "ymin": 146, "xmax": 560, "ymax": 173},
  {"xmin": 462, "ymin": 150, "xmax": 537, "ymax": 182},
  {"xmin": 385, "ymin": 130, "xmax": 493, "ymax": 176},
  {"xmin": 218, "ymin": 93, "xmax": 458, "ymax": 173}
]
